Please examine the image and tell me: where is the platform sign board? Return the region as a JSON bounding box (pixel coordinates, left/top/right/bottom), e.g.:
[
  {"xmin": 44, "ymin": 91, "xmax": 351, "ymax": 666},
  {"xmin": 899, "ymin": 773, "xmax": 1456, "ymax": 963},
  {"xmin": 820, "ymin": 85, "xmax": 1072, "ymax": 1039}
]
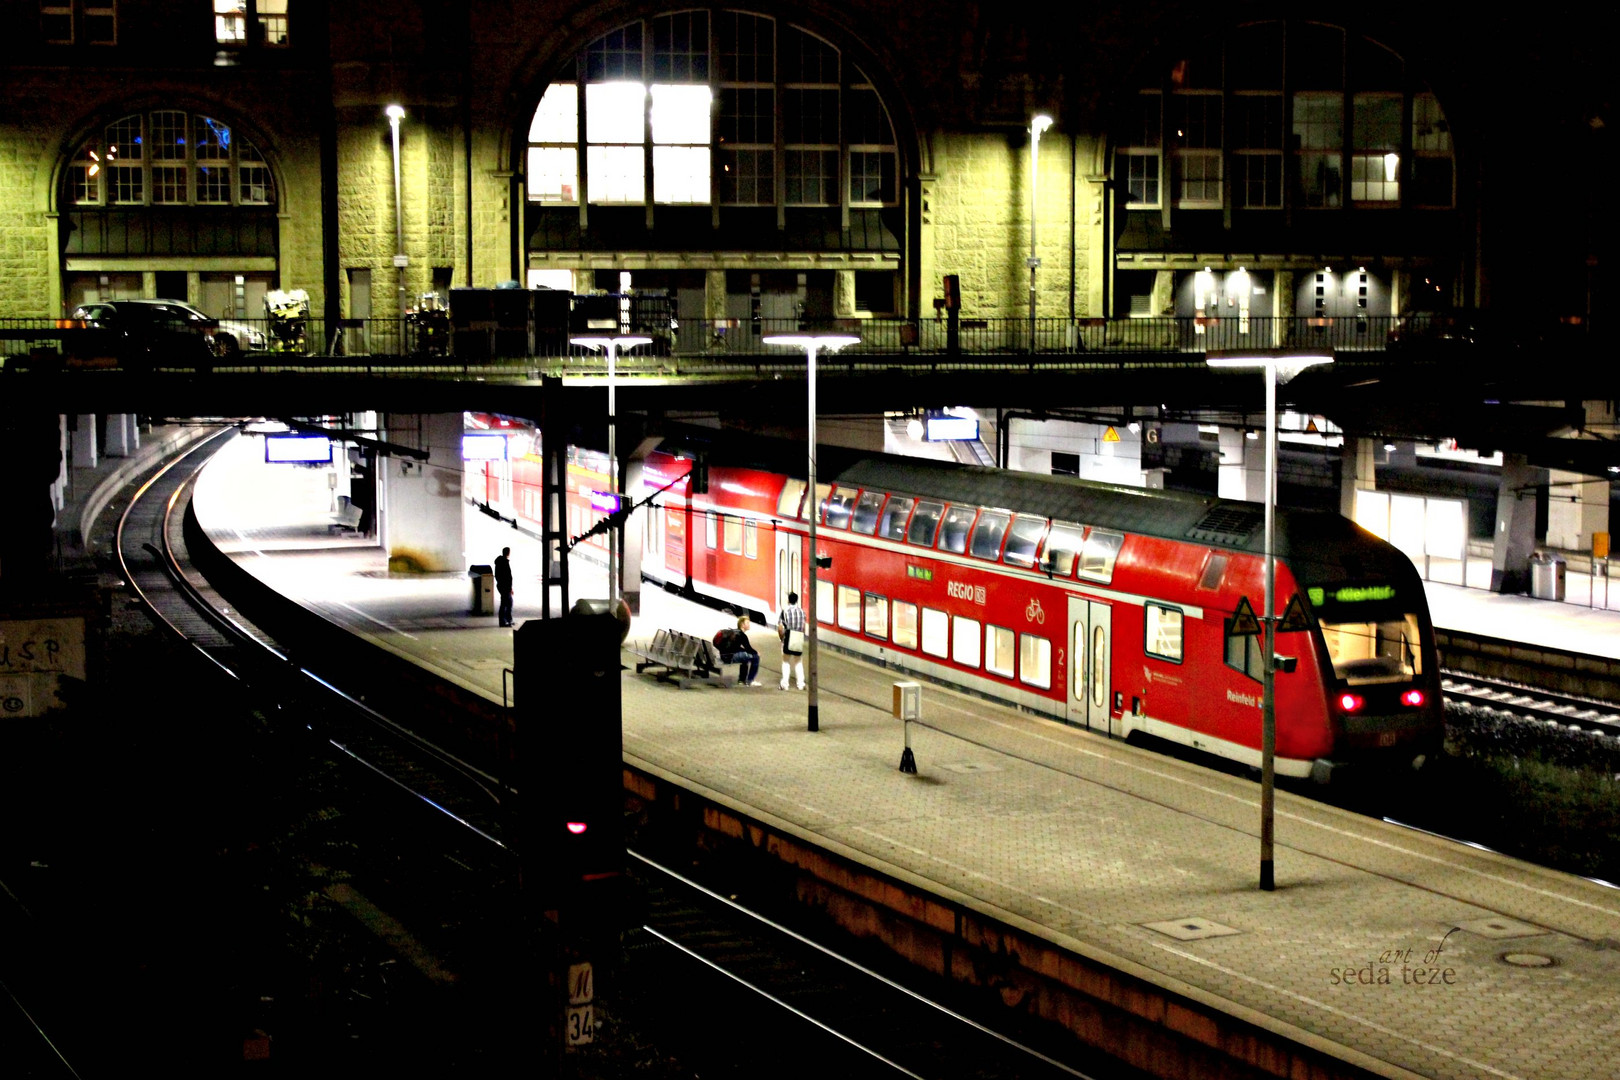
[{"xmin": 0, "ymin": 615, "xmax": 88, "ymax": 718}]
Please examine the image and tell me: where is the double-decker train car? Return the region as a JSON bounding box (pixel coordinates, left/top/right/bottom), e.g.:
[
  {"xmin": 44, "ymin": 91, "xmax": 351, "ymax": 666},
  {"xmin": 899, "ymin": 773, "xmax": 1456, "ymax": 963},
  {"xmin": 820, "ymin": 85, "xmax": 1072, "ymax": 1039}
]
[
  {"xmin": 463, "ymin": 414, "xmax": 614, "ymax": 561},
  {"xmin": 637, "ymin": 430, "xmax": 1442, "ymax": 783}
]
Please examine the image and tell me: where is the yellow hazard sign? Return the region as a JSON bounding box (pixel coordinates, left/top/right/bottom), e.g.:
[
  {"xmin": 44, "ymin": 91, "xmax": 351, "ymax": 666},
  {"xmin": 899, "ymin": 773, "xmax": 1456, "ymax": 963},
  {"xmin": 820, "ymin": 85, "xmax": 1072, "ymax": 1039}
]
[
  {"xmin": 1277, "ymin": 593, "xmax": 1312, "ymax": 633},
  {"xmin": 1229, "ymin": 596, "xmax": 1261, "ymax": 636},
  {"xmin": 1103, "ymin": 426, "xmax": 1120, "ymax": 442}
]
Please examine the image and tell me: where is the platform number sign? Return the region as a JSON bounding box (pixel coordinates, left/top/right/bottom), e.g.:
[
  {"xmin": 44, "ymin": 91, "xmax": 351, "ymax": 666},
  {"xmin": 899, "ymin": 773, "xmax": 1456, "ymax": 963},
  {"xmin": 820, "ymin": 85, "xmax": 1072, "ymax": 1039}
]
[{"xmin": 565, "ymin": 961, "xmax": 595, "ymax": 1048}]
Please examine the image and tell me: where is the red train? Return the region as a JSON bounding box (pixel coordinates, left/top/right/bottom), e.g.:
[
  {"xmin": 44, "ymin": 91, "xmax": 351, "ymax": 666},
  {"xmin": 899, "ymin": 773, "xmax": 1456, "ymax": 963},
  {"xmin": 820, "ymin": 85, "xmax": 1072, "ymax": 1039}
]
[{"xmin": 470, "ymin": 421, "xmax": 1443, "ymax": 783}]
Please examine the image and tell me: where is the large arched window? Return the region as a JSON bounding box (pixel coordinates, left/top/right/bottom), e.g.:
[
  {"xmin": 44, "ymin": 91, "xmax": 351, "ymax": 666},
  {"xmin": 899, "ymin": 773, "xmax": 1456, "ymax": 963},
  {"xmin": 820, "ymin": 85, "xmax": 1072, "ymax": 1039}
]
[
  {"xmin": 527, "ymin": 10, "xmax": 897, "ymax": 210},
  {"xmin": 67, "ymin": 109, "xmax": 275, "ymax": 208}
]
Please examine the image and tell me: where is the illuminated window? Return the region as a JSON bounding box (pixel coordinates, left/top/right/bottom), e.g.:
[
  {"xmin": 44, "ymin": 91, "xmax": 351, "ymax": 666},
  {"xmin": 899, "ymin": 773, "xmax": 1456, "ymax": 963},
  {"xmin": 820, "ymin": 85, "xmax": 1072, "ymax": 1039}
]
[
  {"xmin": 776, "ymin": 478, "xmax": 806, "ymax": 518},
  {"xmin": 1351, "ymin": 93, "xmax": 1401, "ymax": 204},
  {"xmin": 214, "ymin": 0, "xmax": 286, "ymax": 48},
  {"xmin": 1145, "ymin": 604, "xmax": 1184, "ymax": 663},
  {"xmin": 837, "ymin": 584, "xmax": 861, "ymax": 630},
  {"xmin": 1225, "ymin": 620, "xmax": 1266, "ymax": 681},
  {"xmin": 864, "ymin": 593, "xmax": 888, "ymax": 639},
  {"xmin": 969, "ymin": 511, "xmax": 1010, "ymax": 560},
  {"xmin": 879, "ymin": 496, "xmax": 914, "ymax": 541},
  {"xmin": 528, "ymin": 11, "xmax": 897, "ymax": 210},
  {"xmin": 1170, "ymin": 93, "xmax": 1222, "ymax": 208},
  {"xmin": 1117, "ymin": 92, "xmax": 1161, "ymax": 208},
  {"xmin": 706, "ymin": 512, "xmax": 717, "ymax": 549},
  {"xmin": 1002, "ymin": 516, "xmax": 1047, "ymax": 568},
  {"xmin": 986, "ymin": 625, "xmax": 1015, "ymax": 677},
  {"xmin": 938, "ymin": 506, "xmax": 976, "ymax": 554},
  {"xmin": 893, "ymin": 601, "xmax": 918, "ymax": 649},
  {"xmin": 1293, "ymin": 93, "xmax": 1343, "ymax": 208},
  {"xmin": 68, "ymin": 110, "xmax": 274, "ymax": 208},
  {"xmin": 823, "ymin": 486, "xmax": 858, "ymax": 530},
  {"xmin": 816, "ymin": 578, "xmax": 835, "ymax": 623},
  {"xmin": 921, "ymin": 607, "xmax": 948, "ymax": 658},
  {"xmin": 1019, "ymin": 634, "xmax": 1052, "ymax": 689},
  {"xmin": 1078, "ymin": 529, "xmax": 1123, "ymax": 583},
  {"xmin": 1041, "ymin": 521, "xmax": 1085, "ymax": 577},
  {"xmin": 723, "ymin": 515, "xmax": 742, "ymax": 555},
  {"xmin": 744, "ymin": 520, "xmax": 757, "ymax": 559},
  {"xmin": 952, "ymin": 615, "xmax": 982, "ymax": 668},
  {"xmin": 43, "ymin": 1, "xmax": 114, "ymax": 44},
  {"xmin": 850, "ymin": 491, "xmax": 885, "ymax": 535}
]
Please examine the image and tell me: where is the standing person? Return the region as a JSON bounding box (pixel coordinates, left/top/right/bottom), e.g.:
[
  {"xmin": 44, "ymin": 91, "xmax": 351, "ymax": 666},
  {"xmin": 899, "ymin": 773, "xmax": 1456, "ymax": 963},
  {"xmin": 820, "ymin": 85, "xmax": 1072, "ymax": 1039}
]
[
  {"xmin": 714, "ymin": 615, "xmax": 762, "ymax": 686},
  {"xmin": 777, "ymin": 591, "xmax": 806, "ymax": 690},
  {"xmin": 494, "ymin": 546, "xmax": 514, "ymax": 627}
]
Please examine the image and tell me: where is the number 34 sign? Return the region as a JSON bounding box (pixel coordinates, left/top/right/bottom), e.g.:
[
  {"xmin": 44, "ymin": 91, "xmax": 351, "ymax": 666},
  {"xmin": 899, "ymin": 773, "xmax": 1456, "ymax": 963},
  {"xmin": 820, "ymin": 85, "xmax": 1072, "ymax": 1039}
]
[{"xmin": 566, "ymin": 961, "xmax": 595, "ymax": 1048}]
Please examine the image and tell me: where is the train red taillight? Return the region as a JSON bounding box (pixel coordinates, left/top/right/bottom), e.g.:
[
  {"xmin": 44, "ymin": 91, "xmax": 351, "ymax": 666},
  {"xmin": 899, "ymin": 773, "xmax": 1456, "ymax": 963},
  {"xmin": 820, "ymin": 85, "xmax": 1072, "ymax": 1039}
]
[
  {"xmin": 566, "ymin": 821, "xmax": 588, "ymax": 835},
  {"xmin": 1401, "ymin": 688, "xmax": 1427, "ymax": 707},
  {"xmin": 1338, "ymin": 692, "xmax": 1365, "ymax": 713}
]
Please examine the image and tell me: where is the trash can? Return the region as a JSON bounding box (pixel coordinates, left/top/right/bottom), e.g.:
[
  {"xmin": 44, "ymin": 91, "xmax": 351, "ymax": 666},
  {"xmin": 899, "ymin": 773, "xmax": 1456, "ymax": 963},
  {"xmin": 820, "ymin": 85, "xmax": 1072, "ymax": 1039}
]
[
  {"xmin": 1529, "ymin": 552, "xmax": 1566, "ymax": 601},
  {"xmin": 468, "ymin": 564, "xmax": 495, "ymax": 615}
]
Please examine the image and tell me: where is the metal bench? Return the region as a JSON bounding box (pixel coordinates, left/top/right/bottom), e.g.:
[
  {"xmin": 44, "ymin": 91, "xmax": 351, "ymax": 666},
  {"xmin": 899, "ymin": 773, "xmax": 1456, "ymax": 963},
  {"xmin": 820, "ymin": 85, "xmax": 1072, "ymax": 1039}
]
[
  {"xmin": 330, "ymin": 495, "xmax": 363, "ymax": 533},
  {"xmin": 628, "ymin": 628, "xmax": 734, "ymax": 688}
]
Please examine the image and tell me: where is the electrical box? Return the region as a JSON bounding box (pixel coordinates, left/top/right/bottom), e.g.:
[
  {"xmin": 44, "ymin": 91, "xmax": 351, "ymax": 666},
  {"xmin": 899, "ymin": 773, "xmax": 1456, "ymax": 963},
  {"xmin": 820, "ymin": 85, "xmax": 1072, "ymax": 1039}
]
[{"xmin": 892, "ymin": 681, "xmax": 921, "ymax": 721}]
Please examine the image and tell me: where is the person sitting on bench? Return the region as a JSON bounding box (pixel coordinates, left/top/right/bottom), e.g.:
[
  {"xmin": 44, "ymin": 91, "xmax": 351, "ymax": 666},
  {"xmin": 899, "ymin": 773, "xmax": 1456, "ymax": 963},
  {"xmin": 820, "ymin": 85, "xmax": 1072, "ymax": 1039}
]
[{"xmin": 713, "ymin": 615, "xmax": 762, "ymax": 686}]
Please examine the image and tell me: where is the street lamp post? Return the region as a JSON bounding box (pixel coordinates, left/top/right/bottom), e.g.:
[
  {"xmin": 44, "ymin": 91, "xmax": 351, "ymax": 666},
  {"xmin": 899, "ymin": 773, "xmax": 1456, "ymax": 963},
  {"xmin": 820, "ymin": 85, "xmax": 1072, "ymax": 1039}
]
[
  {"xmin": 571, "ymin": 335, "xmax": 652, "ymax": 607},
  {"xmin": 386, "ymin": 104, "xmax": 408, "ymax": 323},
  {"xmin": 1206, "ymin": 349, "xmax": 1332, "ymax": 891},
  {"xmin": 1027, "ymin": 114, "xmax": 1053, "ymax": 353},
  {"xmin": 763, "ymin": 333, "xmax": 861, "ymax": 733}
]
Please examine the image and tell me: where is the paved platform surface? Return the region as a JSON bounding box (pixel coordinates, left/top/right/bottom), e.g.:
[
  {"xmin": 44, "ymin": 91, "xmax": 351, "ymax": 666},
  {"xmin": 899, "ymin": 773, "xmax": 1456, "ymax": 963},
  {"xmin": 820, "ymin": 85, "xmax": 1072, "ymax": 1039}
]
[{"xmin": 185, "ymin": 431, "xmax": 1620, "ymax": 1080}]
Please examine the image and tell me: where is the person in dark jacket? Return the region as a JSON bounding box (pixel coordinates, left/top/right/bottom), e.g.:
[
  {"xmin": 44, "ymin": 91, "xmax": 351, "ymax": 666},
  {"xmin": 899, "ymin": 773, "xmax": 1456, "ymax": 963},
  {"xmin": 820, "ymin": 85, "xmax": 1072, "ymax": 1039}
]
[
  {"xmin": 494, "ymin": 547, "xmax": 514, "ymax": 627},
  {"xmin": 714, "ymin": 615, "xmax": 762, "ymax": 685}
]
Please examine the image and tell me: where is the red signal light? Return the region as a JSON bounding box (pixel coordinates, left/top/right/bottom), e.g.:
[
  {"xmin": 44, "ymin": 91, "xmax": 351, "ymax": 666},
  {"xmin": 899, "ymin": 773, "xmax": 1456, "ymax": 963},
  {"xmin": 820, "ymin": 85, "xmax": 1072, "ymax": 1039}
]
[
  {"xmin": 566, "ymin": 822, "xmax": 588, "ymax": 835},
  {"xmin": 1401, "ymin": 688, "xmax": 1427, "ymax": 707},
  {"xmin": 1338, "ymin": 692, "xmax": 1365, "ymax": 713}
]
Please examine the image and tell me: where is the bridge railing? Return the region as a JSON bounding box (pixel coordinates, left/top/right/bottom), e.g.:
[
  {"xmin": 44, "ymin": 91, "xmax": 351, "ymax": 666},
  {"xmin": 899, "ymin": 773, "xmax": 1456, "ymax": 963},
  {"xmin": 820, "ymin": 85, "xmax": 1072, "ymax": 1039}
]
[{"xmin": 0, "ymin": 312, "xmax": 1586, "ymax": 368}]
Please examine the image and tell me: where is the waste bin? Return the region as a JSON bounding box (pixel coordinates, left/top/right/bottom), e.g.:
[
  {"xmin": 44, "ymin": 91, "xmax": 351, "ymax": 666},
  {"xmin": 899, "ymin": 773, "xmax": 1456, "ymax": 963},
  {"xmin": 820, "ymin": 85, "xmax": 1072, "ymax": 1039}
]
[
  {"xmin": 468, "ymin": 564, "xmax": 495, "ymax": 615},
  {"xmin": 1529, "ymin": 552, "xmax": 1566, "ymax": 601}
]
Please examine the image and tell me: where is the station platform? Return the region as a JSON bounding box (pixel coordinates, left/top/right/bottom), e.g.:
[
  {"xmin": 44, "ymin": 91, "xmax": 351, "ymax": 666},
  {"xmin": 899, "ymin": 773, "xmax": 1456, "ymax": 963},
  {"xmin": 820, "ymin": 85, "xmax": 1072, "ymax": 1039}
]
[{"xmin": 185, "ymin": 432, "xmax": 1620, "ymax": 1080}]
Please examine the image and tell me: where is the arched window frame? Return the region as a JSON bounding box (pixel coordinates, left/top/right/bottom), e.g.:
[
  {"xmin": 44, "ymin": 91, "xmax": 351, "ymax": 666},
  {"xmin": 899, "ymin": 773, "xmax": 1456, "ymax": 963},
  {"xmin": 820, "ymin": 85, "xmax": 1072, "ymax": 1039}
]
[{"xmin": 67, "ymin": 109, "xmax": 275, "ymax": 209}]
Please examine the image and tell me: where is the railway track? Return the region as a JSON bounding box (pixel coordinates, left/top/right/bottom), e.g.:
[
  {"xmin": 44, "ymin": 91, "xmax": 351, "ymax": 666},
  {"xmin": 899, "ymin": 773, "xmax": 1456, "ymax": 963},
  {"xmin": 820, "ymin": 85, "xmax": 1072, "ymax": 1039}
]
[
  {"xmin": 105, "ymin": 426, "xmax": 1149, "ymax": 1076},
  {"xmin": 1440, "ymin": 670, "xmax": 1620, "ymax": 736}
]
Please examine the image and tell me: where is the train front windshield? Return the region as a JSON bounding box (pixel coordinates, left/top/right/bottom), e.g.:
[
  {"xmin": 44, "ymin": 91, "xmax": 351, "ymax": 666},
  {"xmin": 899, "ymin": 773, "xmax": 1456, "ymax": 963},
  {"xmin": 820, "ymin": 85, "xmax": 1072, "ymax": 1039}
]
[{"xmin": 1319, "ymin": 614, "xmax": 1423, "ymax": 685}]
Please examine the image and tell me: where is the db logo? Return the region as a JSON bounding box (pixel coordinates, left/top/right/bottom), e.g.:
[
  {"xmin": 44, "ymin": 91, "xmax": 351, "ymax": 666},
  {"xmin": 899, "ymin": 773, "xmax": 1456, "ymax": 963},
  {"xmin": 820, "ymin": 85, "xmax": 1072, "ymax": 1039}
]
[{"xmin": 2, "ymin": 696, "xmax": 24, "ymax": 713}]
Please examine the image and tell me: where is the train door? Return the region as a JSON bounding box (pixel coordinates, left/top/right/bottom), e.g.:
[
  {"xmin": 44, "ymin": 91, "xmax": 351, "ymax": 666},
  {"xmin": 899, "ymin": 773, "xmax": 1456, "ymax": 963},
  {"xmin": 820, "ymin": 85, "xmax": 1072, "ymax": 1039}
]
[
  {"xmin": 1065, "ymin": 598, "xmax": 1112, "ymax": 732},
  {"xmin": 776, "ymin": 531, "xmax": 802, "ymax": 616}
]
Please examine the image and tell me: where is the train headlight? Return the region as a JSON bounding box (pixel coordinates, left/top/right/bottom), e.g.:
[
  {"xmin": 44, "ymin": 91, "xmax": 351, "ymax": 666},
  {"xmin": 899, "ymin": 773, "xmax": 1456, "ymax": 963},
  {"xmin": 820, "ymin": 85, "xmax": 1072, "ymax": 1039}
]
[
  {"xmin": 1338, "ymin": 692, "xmax": 1365, "ymax": 713},
  {"xmin": 1401, "ymin": 688, "xmax": 1427, "ymax": 707}
]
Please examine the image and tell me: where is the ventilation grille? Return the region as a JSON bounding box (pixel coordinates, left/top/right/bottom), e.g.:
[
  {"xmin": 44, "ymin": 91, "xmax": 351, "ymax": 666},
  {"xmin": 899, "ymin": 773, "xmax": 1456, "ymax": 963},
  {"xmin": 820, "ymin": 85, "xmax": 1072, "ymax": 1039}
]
[{"xmin": 1188, "ymin": 506, "xmax": 1262, "ymax": 546}]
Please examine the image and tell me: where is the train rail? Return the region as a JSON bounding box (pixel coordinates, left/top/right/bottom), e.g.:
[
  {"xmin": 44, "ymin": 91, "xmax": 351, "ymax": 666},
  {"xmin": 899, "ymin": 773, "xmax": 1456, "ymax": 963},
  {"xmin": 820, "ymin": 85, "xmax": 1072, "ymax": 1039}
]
[{"xmin": 1440, "ymin": 671, "xmax": 1620, "ymax": 735}]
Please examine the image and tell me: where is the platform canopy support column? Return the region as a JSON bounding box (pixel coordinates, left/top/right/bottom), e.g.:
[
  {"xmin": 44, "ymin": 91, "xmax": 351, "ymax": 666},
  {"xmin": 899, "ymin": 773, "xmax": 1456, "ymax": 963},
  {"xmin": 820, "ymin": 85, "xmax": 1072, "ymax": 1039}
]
[
  {"xmin": 539, "ymin": 377, "xmax": 570, "ymax": 618},
  {"xmin": 1491, "ymin": 453, "xmax": 1542, "ymax": 595},
  {"xmin": 0, "ymin": 410, "xmax": 65, "ymax": 599}
]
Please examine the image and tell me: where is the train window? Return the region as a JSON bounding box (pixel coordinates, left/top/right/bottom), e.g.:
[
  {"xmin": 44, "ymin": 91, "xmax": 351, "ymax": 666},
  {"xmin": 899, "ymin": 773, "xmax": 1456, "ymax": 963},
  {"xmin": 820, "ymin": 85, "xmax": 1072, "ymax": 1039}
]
[
  {"xmin": 723, "ymin": 515, "xmax": 743, "ymax": 555},
  {"xmin": 825, "ymin": 486, "xmax": 859, "ymax": 530},
  {"xmin": 706, "ymin": 511, "xmax": 719, "ymax": 549},
  {"xmin": 744, "ymin": 520, "xmax": 758, "ymax": 558},
  {"xmin": 907, "ymin": 500, "xmax": 944, "ymax": 546},
  {"xmin": 817, "ymin": 579, "xmax": 835, "ymax": 623},
  {"xmin": 1079, "ymin": 529, "xmax": 1124, "ymax": 583},
  {"xmin": 838, "ymin": 585, "xmax": 862, "ymax": 630},
  {"xmin": 1019, "ymin": 634, "xmax": 1052, "ymax": 688},
  {"xmin": 1145, "ymin": 603, "xmax": 1184, "ymax": 663},
  {"xmin": 952, "ymin": 615, "xmax": 982, "ymax": 667},
  {"xmin": 1321, "ymin": 614, "xmax": 1422, "ymax": 683},
  {"xmin": 851, "ymin": 490, "xmax": 885, "ymax": 534},
  {"xmin": 921, "ymin": 607, "xmax": 949, "ymax": 657},
  {"xmin": 880, "ymin": 495, "xmax": 915, "ymax": 540},
  {"xmin": 813, "ymin": 483, "xmax": 834, "ymax": 522},
  {"xmin": 893, "ymin": 601, "xmax": 919, "ymax": 648},
  {"xmin": 969, "ymin": 510, "xmax": 1011, "ymax": 560},
  {"xmin": 1042, "ymin": 521, "xmax": 1085, "ymax": 576},
  {"xmin": 986, "ymin": 624, "xmax": 1015, "ymax": 677},
  {"xmin": 1225, "ymin": 621, "xmax": 1266, "ymax": 681},
  {"xmin": 864, "ymin": 593, "xmax": 888, "ymax": 639},
  {"xmin": 1002, "ymin": 515, "xmax": 1047, "ymax": 568},
  {"xmin": 938, "ymin": 505, "xmax": 977, "ymax": 553},
  {"xmin": 1198, "ymin": 553, "xmax": 1228, "ymax": 590},
  {"xmin": 777, "ymin": 479, "xmax": 806, "ymax": 519}
]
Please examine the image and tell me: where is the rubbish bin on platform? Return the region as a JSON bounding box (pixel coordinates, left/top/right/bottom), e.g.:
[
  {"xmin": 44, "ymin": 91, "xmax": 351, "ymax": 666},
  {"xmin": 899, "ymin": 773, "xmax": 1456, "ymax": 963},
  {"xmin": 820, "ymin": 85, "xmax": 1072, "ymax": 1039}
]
[
  {"xmin": 468, "ymin": 564, "xmax": 495, "ymax": 614},
  {"xmin": 1529, "ymin": 551, "xmax": 1566, "ymax": 601}
]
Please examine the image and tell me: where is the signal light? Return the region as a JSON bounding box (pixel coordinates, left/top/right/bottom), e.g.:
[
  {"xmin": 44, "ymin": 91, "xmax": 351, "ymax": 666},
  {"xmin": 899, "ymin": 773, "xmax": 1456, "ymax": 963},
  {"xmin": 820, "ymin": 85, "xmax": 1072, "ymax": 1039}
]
[
  {"xmin": 566, "ymin": 822, "xmax": 588, "ymax": 835},
  {"xmin": 1401, "ymin": 688, "xmax": 1427, "ymax": 707},
  {"xmin": 1338, "ymin": 692, "xmax": 1365, "ymax": 713}
]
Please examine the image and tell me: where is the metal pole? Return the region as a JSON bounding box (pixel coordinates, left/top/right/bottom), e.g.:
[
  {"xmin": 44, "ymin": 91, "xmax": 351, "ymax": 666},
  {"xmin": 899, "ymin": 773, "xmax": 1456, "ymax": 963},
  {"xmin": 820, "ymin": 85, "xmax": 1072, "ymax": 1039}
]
[
  {"xmin": 807, "ymin": 342, "xmax": 820, "ymax": 733},
  {"xmin": 1260, "ymin": 361, "xmax": 1277, "ymax": 892},
  {"xmin": 1028, "ymin": 127, "xmax": 1039, "ymax": 352},
  {"xmin": 607, "ymin": 341, "xmax": 618, "ymax": 606},
  {"xmin": 388, "ymin": 107, "xmax": 406, "ymax": 320}
]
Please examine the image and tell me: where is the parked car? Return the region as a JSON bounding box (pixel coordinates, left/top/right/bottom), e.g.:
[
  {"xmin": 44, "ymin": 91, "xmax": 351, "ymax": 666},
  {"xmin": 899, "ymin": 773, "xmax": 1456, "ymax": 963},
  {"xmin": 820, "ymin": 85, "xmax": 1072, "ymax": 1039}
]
[{"xmin": 69, "ymin": 298, "xmax": 267, "ymax": 366}]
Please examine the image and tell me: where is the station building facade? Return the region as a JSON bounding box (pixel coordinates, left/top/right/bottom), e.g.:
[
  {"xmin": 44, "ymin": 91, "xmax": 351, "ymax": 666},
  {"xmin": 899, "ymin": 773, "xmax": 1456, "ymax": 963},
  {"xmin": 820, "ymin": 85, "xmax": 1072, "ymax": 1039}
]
[{"xmin": 0, "ymin": 1, "xmax": 1542, "ymax": 345}]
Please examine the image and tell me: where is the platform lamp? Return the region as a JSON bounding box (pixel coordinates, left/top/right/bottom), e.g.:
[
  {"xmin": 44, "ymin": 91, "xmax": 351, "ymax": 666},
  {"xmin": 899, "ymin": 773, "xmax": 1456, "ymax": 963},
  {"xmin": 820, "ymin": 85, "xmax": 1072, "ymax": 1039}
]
[
  {"xmin": 762, "ymin": 332, "xmax": 861, "ymax": 733},
  {"xmin": 1027, "ymin": 113, "xmax": 1053, "ymax": 353},
  {"xmin": 385, "ymin": 104, "xmax": 407, "ymax": 321},
  {"xmin": 1206, "ymin": 349, "xmax": 1332, "ymax": 892},
  {"xmin": 571, "ymin": 335, "xmax": 652, "ymax": 609}
]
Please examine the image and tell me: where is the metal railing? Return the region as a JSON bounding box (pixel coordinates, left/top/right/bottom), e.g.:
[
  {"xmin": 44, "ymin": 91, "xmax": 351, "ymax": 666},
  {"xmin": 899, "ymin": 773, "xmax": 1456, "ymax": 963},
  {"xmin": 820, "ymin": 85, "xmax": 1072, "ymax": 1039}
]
[{"xmin": 0, "ymin": 313, "xmax": 1588, "ymax": 370}]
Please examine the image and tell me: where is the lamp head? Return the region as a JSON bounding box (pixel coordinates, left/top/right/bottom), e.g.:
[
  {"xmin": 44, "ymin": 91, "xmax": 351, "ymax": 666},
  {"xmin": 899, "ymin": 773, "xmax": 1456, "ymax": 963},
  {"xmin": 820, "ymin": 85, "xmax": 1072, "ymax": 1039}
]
[
  {"xmin": 385, "ymin": 104, "xmax": 406, "ymax": 122},
  {"xmin": 1031, "ymin": 114, "xmax": 1054, "ymax": 140}
]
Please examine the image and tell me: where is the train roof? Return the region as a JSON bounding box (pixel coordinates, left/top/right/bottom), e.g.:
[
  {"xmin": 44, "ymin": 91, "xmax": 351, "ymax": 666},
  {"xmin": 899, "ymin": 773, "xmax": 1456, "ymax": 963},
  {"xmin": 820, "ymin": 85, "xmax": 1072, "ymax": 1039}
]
[{"xmin": 652, "ymin": 426, "xmax": 1407, "ymax": 583}]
